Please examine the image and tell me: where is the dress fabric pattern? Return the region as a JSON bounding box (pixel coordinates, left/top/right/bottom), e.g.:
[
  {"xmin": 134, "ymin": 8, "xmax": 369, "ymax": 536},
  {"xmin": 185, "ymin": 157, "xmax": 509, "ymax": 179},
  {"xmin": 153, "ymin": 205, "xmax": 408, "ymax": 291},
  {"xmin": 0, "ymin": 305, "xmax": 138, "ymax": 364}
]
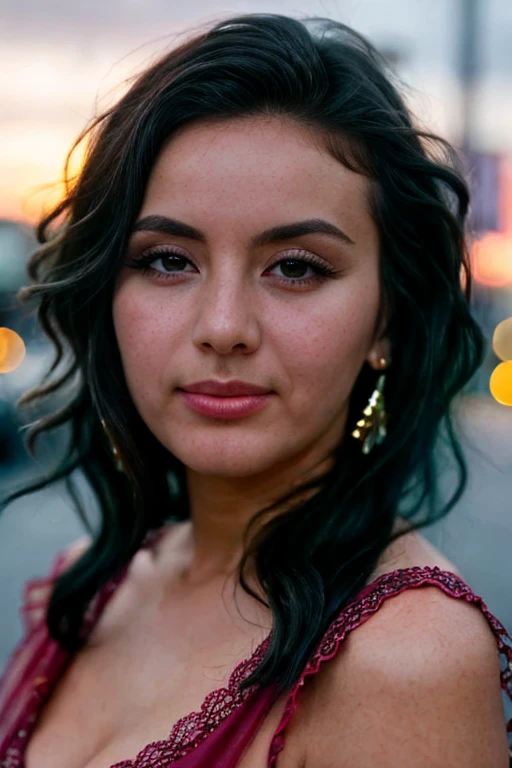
[{"xmin": 1, "ymin": 529, "xmax": 511, "ymax": 768}]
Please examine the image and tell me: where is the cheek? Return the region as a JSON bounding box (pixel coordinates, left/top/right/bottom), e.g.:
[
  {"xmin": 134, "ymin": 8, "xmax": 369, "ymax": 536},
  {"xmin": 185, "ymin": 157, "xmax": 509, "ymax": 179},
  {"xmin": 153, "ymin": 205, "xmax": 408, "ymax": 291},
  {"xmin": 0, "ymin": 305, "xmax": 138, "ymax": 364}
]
[
  {"xmin": 272, "ymin": 280, "xmax": 379, "ymax": 397},
  {"xmin": 112, "ymin": 282, "xmax": 180, "ymax": 405}
]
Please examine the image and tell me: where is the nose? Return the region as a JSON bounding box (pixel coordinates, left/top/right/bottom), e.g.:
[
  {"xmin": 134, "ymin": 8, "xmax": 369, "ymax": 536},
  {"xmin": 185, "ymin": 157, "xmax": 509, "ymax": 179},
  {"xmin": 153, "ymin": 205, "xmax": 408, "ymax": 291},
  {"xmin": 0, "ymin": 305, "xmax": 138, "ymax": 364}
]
[{"xmin": 191, "ymin": 272, "xmax": 261, "ymax": 355}]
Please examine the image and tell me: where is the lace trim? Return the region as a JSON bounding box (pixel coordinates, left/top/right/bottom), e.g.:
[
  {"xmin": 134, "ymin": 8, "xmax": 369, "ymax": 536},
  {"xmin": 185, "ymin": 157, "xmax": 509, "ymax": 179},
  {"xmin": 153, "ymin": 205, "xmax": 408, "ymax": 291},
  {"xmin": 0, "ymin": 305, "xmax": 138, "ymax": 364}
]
[
  {"xmin": 109, "ymin": 635, "xmax": 271, "ymax": 767},
  {"xmin": 4, "ymin": 556, "xmax": 512, "ymax": 768},
  {"xmin": 96, "ymin": 526, "xmax": 273, "ymax": 767},
  {"xmin": 267, "ymin": 566, "xmax": 512, "ymax": 765}
]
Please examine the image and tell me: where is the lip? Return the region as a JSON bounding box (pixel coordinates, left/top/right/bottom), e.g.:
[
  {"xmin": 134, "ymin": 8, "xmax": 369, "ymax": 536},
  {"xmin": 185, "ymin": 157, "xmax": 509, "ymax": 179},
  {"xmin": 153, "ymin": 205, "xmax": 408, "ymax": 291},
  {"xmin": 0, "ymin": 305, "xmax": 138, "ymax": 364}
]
[
  {"xmin": 179, "ymin": 379, "xmax": 273, "ymax": 396},
  {"xmin": 179, "ymin": 391, "xmax": 271, "ymax": 419}
]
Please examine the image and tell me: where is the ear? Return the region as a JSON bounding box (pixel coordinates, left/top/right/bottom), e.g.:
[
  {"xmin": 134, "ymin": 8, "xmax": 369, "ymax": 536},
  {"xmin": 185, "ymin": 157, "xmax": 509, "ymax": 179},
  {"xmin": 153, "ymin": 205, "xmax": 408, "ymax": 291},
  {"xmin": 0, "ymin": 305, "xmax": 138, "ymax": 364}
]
[
  {"xmin": 367, "ymin": 297, "xmax": 391, "ymax": 370},
  {"xmin": 366, "ymin": 336, "xmax": 391, "ymax": 371}
]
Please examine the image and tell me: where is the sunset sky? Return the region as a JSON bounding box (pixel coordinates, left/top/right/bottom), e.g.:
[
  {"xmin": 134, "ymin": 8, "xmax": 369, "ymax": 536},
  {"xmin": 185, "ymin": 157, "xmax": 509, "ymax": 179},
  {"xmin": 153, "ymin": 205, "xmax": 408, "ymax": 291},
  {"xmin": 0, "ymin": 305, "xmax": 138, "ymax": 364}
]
[{"xmin": 1, "ymin": 0, "xmax": 512, "ymax": 223}]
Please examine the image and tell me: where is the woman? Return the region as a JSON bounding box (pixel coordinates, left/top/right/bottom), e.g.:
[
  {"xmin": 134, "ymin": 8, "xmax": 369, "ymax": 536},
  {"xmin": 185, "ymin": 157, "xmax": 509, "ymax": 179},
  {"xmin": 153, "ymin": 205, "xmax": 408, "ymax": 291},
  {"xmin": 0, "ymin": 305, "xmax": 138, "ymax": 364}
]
[{"xmin": 1, "ymin": 12, "xmax": 511, "ymax": 768}]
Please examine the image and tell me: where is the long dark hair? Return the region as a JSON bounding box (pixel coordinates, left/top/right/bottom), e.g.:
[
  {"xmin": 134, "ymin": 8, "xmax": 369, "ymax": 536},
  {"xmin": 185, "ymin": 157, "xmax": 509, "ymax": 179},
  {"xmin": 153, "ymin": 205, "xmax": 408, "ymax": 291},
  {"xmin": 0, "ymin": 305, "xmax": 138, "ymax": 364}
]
[{"xmin": 3, "ymin": 13, "xmax": 484, "ymax": 694}]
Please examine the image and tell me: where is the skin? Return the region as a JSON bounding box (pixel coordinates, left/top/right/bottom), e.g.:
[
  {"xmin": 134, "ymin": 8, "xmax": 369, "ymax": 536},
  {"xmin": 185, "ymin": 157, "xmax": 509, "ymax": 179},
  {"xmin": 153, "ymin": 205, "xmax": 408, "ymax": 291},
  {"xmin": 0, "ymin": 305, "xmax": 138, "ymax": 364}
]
[{"xmin": 112, "ymin": 115, "xmax": 390, "ymax": 585}]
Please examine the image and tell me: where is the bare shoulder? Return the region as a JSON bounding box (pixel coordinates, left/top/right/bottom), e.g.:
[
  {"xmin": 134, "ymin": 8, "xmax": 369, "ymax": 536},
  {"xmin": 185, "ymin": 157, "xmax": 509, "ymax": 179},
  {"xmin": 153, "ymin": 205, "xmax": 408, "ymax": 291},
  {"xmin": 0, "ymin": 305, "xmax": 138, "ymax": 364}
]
[
  {"xmin": 369, "ymin": 517, "xmax": 462, "ymax": 580},
  {"xmin": 304, "ymin": 578, "xmax": 509, "ymax": 767}
]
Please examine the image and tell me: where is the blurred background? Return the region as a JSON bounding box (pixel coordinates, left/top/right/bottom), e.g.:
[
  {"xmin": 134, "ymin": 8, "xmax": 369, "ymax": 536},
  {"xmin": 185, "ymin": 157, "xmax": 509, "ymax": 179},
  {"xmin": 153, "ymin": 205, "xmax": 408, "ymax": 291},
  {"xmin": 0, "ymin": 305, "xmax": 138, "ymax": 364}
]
[{"xmin": 0, "ymin": 0, "xmax": 511, "ymax": 705}]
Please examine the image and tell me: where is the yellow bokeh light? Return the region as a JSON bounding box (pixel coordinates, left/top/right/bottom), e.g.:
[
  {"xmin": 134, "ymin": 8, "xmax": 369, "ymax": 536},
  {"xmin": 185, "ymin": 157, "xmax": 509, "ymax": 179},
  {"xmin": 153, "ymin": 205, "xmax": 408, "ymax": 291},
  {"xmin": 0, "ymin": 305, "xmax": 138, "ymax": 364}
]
[
  {"xmin": 493, "ymin": 317, "xmax": 512, "ymax": 362},
  {"xmin": 489, "ymin": 361, "xmax": 512, "ymax": 406},
  {"xmin": 0, "ymin": 328, "xmax": 26, "ymax": 373}
]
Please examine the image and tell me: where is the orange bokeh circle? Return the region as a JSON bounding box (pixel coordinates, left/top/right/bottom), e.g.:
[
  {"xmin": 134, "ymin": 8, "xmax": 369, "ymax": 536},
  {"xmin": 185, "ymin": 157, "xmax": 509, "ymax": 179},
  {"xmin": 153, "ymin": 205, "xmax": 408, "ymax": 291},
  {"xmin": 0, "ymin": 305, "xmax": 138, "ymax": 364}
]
[
  {"xmin": 472, "ymin": 233, "xmax": 512, "ymax": 288},
  {"xmin": 0, "ymin": 328, "xmax": 26, "ymax": 373}
]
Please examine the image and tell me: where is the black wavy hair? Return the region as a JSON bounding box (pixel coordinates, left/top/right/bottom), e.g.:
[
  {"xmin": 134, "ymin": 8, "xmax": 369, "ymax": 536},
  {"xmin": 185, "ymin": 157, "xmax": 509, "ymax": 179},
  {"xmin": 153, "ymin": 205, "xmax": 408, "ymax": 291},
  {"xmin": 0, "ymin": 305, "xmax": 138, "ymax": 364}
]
[{"xmin": 3, "ymin": 13, "xmax": 484, "ymax": 695}]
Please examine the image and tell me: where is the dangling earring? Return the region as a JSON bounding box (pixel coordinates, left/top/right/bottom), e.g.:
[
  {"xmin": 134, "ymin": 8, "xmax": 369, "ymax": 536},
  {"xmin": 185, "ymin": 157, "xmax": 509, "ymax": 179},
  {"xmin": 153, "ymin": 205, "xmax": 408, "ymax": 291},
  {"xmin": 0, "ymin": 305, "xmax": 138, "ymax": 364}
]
[
  {"xmin": 351, "ymin": 357, "xmax": 389, "ymax": 455},
  {"xmin": 100, "ymin": 418, "xmax": 125, "ymax": 472}
]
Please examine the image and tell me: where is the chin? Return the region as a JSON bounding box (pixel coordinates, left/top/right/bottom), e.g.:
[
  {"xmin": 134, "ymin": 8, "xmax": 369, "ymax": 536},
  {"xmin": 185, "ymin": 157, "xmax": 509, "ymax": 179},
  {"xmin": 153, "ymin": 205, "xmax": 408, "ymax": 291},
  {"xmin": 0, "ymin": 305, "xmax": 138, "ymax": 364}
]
[
  {"xmin": 161, "ymin": 437, "xmax": 292, "ymax": 479},
  {"xmin": 174, "ymin": 453, "xmax": 276, "ymax": 479}
]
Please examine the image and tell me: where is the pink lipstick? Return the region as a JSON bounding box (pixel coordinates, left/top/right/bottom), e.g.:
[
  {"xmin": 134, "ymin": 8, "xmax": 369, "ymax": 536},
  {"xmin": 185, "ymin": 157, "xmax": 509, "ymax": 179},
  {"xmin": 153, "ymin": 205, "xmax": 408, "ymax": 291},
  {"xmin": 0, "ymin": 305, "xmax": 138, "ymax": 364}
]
[{"xmin": 178, "ymin": 379, "xmax": 273, "ymax": 419}]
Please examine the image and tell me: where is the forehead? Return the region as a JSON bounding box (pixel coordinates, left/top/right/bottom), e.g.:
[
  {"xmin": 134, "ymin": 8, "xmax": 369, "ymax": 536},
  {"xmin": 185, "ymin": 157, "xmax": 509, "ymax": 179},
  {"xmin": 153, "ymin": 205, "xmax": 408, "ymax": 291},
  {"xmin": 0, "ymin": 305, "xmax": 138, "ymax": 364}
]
[{"xmin": 140, "ymin": 116, "xmax": 372, "ymax": 225}]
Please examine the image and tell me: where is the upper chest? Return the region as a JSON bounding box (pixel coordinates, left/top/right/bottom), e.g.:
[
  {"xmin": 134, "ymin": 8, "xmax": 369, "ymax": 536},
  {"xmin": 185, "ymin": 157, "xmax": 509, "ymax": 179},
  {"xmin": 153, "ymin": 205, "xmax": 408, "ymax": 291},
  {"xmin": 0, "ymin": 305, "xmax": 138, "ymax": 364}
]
[
  {"xmin": 23, "ymin": 525, "xmax": 454, "ymax": 768},
  {"xmin": 23, "ymin": 552, "xmax": 306, "ymax": 768}
]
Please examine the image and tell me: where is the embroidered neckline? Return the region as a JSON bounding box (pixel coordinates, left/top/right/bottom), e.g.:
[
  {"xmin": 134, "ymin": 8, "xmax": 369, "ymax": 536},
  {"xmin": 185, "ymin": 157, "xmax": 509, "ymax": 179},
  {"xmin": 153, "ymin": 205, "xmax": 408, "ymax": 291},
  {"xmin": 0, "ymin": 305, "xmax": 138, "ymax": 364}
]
[
  {"xmin": 108, "ymin": 566, "xmax": 474, "ymax": 767},
  {"xmin": 109, "ymin": 635, "xmax": 271, "ymax": 767},
  {"xmin": 106, "ymin": 524, "xmax": 273, "ymax": 766},
  {"xmin": 10, "ymin": 535, "xmax": 512, "ymax": 768}
]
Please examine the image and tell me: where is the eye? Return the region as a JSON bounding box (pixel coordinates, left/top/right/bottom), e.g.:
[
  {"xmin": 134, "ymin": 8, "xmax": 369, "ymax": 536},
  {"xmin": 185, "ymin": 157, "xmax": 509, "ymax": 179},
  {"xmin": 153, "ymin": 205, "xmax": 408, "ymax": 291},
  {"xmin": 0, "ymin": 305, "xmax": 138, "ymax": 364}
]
[
  {"xmin": 271, "ymin": 258, "xmax": 317, "ymax": 280},
  {"xmin": 126, "ymin": 247, "xmax": 196, "ymax": 279},
  {"xmin": 151, "ymin": 253, "xmax": 193, "ymax": 273},
  {"xmin": 125, "ymin": 246, "xmax": 341, "ymax": 287},
  {"xmin": 266, "ymin": 251, "xmax": 340, "ymax": 286}
]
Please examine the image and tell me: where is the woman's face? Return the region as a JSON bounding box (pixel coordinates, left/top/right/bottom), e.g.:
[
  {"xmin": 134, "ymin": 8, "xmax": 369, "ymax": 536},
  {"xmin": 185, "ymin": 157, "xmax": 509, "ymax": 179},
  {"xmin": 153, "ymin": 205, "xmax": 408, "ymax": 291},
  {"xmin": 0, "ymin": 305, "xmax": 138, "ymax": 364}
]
[{"xmin": 113, "ymin": 116, "xmax": 388, "ymax": 480}]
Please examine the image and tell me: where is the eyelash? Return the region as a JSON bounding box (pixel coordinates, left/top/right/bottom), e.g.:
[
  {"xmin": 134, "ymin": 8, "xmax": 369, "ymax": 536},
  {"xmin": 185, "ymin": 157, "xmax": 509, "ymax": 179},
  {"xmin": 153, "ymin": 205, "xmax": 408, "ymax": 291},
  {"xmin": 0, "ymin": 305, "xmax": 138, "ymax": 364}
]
[{"xmin": 126, "ymin": 247, "xmax": 340, "ymax": 287}]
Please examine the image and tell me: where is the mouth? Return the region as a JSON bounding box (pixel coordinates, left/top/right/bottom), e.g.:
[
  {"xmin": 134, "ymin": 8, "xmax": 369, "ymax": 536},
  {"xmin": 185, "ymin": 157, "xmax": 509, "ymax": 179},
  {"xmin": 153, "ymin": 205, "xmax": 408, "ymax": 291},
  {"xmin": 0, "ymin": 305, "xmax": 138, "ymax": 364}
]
[
  {"xmin": 179, "ymin": 379, "xmax": 273, "ymax": 397},
  {"xmin": 178, "ymin": 390, "xmax": 272, "ymax": 419}
]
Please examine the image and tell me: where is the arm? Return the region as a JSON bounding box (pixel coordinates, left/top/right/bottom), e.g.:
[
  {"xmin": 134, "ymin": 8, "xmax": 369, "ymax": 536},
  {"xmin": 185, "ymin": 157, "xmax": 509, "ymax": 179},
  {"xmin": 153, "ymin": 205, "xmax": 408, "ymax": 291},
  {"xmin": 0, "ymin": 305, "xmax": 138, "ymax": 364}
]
[{"xmin": 303, "ymin": 586, "xmax": 510, "ymax": 767}]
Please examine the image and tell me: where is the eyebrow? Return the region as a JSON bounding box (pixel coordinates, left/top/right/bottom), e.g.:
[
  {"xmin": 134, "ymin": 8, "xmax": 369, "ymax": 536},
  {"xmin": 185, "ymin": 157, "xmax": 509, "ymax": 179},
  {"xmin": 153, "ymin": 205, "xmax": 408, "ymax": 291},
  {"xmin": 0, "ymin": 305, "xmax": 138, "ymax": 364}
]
[{"xmin": 130, "ymin": 215, "xmax": 355, "ymax": 247}]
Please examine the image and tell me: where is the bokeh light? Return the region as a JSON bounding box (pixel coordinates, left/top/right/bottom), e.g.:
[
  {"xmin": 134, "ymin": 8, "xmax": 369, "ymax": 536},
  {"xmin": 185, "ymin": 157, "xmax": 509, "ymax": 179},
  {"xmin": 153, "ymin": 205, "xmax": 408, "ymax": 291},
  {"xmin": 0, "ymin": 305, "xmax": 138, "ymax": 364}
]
[
  {"xmin": 472, "ymin": 232, "xmax": 512, "ymax": 288},
  {"xmin": 0, "ymin": 328, "xmax": 26, "ymax": 373},
  {"xmin": 489, "ymin": 361, "xmax": 512, "ymax": 406},
  {"xmin": 493, "ymin": 317, "xmax": 512, "ymax": 361}
]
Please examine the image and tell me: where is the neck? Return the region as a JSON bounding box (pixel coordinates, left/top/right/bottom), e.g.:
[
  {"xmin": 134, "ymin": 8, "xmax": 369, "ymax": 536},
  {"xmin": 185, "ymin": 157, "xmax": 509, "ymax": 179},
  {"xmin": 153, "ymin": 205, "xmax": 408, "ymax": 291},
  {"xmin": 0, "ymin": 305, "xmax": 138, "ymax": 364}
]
[{"xmin": 179, "ymin": 450, "xmax": 334, "ymax": 586}]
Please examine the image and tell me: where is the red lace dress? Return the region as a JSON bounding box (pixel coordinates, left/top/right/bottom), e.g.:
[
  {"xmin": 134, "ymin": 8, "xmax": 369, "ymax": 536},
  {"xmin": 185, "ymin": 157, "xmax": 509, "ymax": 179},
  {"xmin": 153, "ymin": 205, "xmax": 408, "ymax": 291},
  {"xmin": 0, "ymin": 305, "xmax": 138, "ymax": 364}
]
[{"xmin": 1, "ymin": 528, "xmax": 512, "ymax": 767}]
